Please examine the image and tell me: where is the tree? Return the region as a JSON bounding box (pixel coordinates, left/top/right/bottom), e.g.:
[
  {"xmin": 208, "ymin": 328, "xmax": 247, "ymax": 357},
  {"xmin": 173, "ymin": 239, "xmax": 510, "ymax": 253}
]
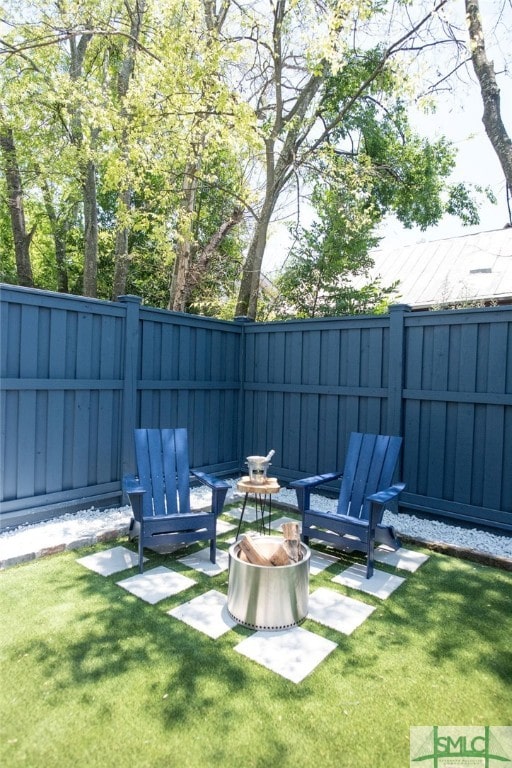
[
  {"xmin": 0, "ymin": 0, "xmax": 250, "ymax": 306},
  {"xmin": 465, "ymin": 0, "xmax": 512, "ymax": 219},
  {"xmin": 230, "ymin": 0, "xmax": 476, "ymax": 319},
  {"xmin": 38, "ymin": 171, "xmax": 70, "ymax": 293},
  {"xmin": 166, "ymin": 0, "xmax": 251, "ymax": 312},
  {"xmin": 0, "ymin": 0, "xmax": 492, "ymax": 316},
  {"xmin": 111, "ymin": 0, "xmax": 148, "ymax": 300},
  {"xmin": 0, "ymin": 3, "xmax": 106, "ymax": 296},
  {"xmin": 0, "ymin": 120, "xmax": 34, "ymax": 287},
  {"xmin": 66, "ymin": 29, "xmax": 100, "ymax": 297},
  {"xmin": 267, "ymin": 151, "xmax": 394, "ymax": 319}
]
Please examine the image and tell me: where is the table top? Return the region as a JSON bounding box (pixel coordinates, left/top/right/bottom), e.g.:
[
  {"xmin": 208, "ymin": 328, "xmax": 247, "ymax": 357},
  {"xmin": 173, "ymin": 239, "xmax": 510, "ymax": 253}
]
[{"xmin": 237, "ymin": 476, "xmax": 281, "ymax": 494}]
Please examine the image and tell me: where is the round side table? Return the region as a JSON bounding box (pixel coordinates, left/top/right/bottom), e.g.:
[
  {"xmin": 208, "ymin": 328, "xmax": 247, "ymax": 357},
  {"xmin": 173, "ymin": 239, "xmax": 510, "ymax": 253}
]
[{"xmin": 235, "ymin": 476, "xmax": 281, "ymax": 538}]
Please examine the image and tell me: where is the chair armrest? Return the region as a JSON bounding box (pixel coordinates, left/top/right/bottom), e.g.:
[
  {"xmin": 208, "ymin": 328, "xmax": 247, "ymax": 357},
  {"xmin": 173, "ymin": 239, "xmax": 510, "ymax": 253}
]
[
  {"xmin": 191, "ymin": 470, "xmax": 230, "ymax": 490},
  {"xmin": 366, "ymin": 482, "xmax": 405, "ymax": 506},
  {"xmin": 123, "ymin": 474, "xmax": 146, "ymax": 523},
  {"xmin": 366, "ymin": 483, "xmax": 405, "ymax": 531},
  {"xmin": 290, "ymin": 472, "xmax": 342, "ymax": 514},
  {"xmin": 289, "ymin": 472, "xmax": 342, "ymax": 490},
  {"xmin": 123, "ymin": 474, "xmax": 145, "ymax": 496},
  {"xmin": 191, "ymin": 471, "xmax": 229, "ymax": 517}
]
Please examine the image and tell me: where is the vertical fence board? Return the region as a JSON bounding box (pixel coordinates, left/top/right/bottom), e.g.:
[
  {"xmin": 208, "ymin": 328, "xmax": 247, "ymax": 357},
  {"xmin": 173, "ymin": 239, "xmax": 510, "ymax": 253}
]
[
  {"xmin": 17, "ymin": 391, "xmax": 37, "ymax": 498},
  {"xmin": 451, "ymin": 403, "xmax": 474, "ymax": 503},
  {"xmin": 46, "ymin": 390, "xmax": 65, "ymax": 493},
  {"xmin": 483, "ymin": 404, "xmax": 505, "ymax": 509},
  {"xmin": 34, "ymin": 391, "xmax": 48, "ymax": 494},
  {"xmin": 1, "ymin": 391, "xmax": 17, "ymax": 498}
]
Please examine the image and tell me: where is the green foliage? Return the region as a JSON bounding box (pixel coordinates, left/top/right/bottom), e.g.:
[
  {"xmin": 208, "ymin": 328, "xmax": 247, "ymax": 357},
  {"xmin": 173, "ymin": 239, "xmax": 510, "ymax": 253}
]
[
  {"xmin": 267, "ymin": 161, "xmax": 395, "ymax": 319},
  {"xmin": 268, "ymin": 69, "xmax": 483, "ymax": 320},
  {"xmin": 322, "ymin": 66, "xmax": 477, "ymax": 231},
  {"xmin": 0, "ymin": 0, "xmax": 251, "ymax": 309},
  {"xmin": 0, "ymin": 0, "xmax": 491, "ymax": 316},
  {"xmin": 264, "ymin": 25, "xmax": 486, "ymax": 321},
  {"xmin": 446, "ymin": 183, "xmax": 481, "ymax": 226}
]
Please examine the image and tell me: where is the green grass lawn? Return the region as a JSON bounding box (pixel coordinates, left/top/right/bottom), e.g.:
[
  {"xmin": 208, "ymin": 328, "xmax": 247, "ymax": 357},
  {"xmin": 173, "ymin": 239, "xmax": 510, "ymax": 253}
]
[{"xmin": 1, "ymin": 513, "xmax": 511, "ymax": 768}]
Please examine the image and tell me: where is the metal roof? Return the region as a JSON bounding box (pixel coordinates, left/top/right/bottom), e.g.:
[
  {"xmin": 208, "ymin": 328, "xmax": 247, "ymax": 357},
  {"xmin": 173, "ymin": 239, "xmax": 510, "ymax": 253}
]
[{"xmin": 366, "ymin": 227, "xmax": 512, "ymax": 308}]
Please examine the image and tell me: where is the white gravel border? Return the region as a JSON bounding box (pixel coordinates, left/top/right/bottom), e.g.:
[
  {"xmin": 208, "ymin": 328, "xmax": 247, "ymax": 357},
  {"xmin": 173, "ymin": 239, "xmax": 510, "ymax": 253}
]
[{"xmin": 1, "ymin": 479, "xmax": 511, "ymax": 567}]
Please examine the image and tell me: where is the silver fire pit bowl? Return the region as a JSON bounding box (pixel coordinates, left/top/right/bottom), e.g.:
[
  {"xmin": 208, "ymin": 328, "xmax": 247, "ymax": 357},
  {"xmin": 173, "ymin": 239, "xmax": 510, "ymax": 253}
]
[{"xmin": 227, "ymin": 536, "xmax": 311, "ymax": 631}]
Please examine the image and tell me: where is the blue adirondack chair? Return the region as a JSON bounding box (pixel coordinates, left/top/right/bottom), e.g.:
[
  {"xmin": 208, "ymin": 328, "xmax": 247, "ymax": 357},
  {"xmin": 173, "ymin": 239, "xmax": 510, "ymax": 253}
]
[
  {"xmin": 123, "ymin": 428, "xmax": 230, "ymax": 573},
  {"xmin": 290, "ymin": 433, "xmax": 405, "ymax": 578}
]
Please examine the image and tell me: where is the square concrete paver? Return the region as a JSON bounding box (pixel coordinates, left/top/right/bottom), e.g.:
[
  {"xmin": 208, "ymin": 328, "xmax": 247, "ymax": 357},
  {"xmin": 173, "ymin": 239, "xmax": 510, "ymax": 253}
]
[
  {"xmin": 168, "ymin": 589, "xmax": 237, "ymax": 639},
  {"xmin": 374, "ymin": 546, "xmax": 429, "ymax": 572},
  {"xmin": 178, "ymin": 547, "xmax": 229, "ymax": 576},
  {"xmin": 309, "ymin": 549, "xmax": 340, "ymax": 575},
  {"xmin": 234, "ymin": 626, "xmax": 337, "ymax": 684},
  {"xmin": 77, "ymin": 546, "xmax": 142, "ymax": 576},
  {"xmin": 332, "ymin": 563, "xmax": 405, "ymax": 599},
  {"xmin": 226, "ymin": 505, "xmax": 259, "ymax": 524},
  {"xmin": 217, "ymin": 519, "xmax": 237, "ymax": 536},
  {"xmin": 308, "ymin": 587, "xmax": 375, "ymax": 634},
  {"xmin": 116, "ymin": 566, "xmax": 196, "ymax": 604}
]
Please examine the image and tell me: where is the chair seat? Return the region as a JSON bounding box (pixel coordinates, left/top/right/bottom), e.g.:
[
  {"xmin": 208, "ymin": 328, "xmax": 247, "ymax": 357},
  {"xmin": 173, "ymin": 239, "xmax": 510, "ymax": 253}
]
[{"xmin": 142, "ymin": 512, "xmax": 215, "ymax": 536}]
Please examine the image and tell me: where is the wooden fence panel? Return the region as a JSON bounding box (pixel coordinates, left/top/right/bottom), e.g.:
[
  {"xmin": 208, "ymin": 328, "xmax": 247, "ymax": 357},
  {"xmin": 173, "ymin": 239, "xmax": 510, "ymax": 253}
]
[
  {"xmin": 136, "ymin": 308, "xmax": 241, "ymax": 474},
  {"xmin": 0, "ymin": 287, "xmax": 126, "ymax": 525},
  {"xmin": 1, "ymin": 285, "xmax": 511, "ymax": 531},
  {"xmin": 242, "ymin": 317, "xmax": 390, "ymax": 481},
  {"xmin": 0, "ymin": 288, "xmax": 243, "ymax": 526},
  {"xmin": 401, "ymin": 308, "xmax": 512, "ymax": 528}
]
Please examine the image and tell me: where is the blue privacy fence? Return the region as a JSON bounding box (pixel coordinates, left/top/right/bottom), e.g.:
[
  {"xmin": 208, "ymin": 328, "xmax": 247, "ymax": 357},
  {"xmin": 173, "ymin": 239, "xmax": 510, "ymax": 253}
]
[
  {"xmin": 0, "ymin": 287, "xmax": 242, "ymax": 526},
  {"xmin": 1, "ymin": 284, "xmax": 511, "ymax": 531},
  {"xmin": 240, "ymin": 307, "xmax": 512, "ymax": 532}
]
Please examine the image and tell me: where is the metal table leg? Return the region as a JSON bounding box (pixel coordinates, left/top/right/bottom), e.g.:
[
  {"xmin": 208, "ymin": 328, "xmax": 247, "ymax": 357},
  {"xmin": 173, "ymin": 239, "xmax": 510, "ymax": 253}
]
[
  {"xmin": 236, "ymin": 492, "xmax": 272, "ymax": 537},
  {"xmin": 235, "ymin": 493, "xmax": 249, "ymax": 540}
]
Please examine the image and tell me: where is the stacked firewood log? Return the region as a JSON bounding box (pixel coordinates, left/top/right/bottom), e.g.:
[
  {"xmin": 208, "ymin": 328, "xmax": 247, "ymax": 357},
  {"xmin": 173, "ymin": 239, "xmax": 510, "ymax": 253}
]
[{"xmin": 238, "ymin": 522, "xmax": 303, "ymax": 566}]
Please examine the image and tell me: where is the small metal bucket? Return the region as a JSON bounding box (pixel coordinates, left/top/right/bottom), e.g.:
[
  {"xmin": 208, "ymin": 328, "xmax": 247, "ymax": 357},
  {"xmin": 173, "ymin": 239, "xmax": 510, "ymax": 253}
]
[
  {"xmin": 246, "ymin": 456, "xmax": 271, "ymax": 484},
  {"xmin": 227, "ymin": 536, "xmax": 311, "ymax": 630}
]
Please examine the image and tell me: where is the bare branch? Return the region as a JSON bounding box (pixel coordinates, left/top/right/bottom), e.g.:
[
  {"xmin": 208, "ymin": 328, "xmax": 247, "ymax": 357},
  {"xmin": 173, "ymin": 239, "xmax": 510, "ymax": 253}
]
[{"xmin": 0, "ymin": 28, "xmax": 161, "ymax": 62}]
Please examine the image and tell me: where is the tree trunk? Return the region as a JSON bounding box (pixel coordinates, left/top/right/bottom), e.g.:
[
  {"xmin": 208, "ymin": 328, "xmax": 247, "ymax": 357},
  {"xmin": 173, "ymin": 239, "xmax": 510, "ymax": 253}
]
[
  {"xmin": 169, "ymin": 163, "xmax": 199, "ymax": 311},
  {"xmin": 169, "ymin": 239, "xmax": 196, "ymax": 312},
  {"xmin": 40, "ymin": 175, "xmax": 69, "ymax": 293},
  {"xmin": 235, "ymin": 197, "xmax": 274, "ymax": 319},
  {"xmin": 112, "ymin": 0, "xmax": 147, "ymax": 299},
  {"xmin": 465, "ymin": 0, "xmax": 512, "ymax": 197},
  {"xmin": 82, "ymin": 156, "xmax": 98, "ymax": 297},
  {"xmin": 69, "ymin": 32, "xmax": 99, "ymax": 298},
  {"xmin": 0, "ymin": 126, "xmax": 34, "ymax": 287},
  {"xmin": 185, "ymin": 206, "xmax": 244, "ymax": 300},
  {"xmin": 112, "ymin": 188, "xmax": 131, "ymax": 299},
  {"xmin": 235, "ymin": 130, "xmax": 293, "ymax": 319}
]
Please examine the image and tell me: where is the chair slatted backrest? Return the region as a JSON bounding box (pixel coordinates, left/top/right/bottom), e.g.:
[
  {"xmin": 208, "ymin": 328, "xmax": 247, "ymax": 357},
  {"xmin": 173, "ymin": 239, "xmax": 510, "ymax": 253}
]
[
  {"xmin": 337, "ymin": 433, "xmax": 402, "ymax": 520},
  {"xmin": 134, "ymin": 428, "xmax": 191, "ymax": 517}
]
